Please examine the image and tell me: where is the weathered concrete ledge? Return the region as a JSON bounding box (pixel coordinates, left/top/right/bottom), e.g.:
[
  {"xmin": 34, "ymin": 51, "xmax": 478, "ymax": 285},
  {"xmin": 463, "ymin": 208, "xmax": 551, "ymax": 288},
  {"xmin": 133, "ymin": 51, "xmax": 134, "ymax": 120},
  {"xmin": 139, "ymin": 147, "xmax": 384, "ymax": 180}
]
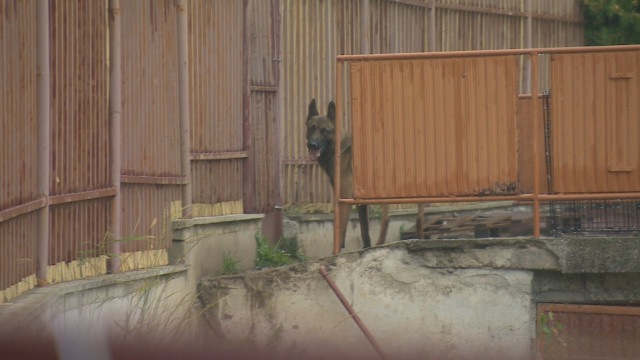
[
  {"xmin": 197, "ymin": 237, "xmax": 640, "ymax": 360},
  {"xmin": 172, "ymin": 213, "xmax": 265, "ymax": 232},
  {"xmin": 169, "ymin": 214, "xmax": 263, "ymax": 291},
  {"xmin": 398, "ymin": 236, "xmax": 640, "ymax": 273},
  {"xmin": 0, "ymin": 264, "xmax": 189, "ymax": 337}
]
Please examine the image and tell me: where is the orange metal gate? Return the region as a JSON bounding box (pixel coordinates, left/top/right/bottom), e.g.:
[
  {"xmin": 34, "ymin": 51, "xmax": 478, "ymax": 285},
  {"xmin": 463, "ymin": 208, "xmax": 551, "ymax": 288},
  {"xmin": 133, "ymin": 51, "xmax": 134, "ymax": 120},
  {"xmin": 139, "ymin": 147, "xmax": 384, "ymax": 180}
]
[{"xmin": 334, "ymin": 45, "xmax": 640, "ymax": 254}]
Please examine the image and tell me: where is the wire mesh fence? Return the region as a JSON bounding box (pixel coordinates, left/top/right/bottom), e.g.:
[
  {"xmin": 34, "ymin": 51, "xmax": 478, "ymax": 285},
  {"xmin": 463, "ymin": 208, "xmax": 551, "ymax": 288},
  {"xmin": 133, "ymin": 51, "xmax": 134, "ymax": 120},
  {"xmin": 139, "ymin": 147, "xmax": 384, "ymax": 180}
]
[{"xmin": 546, "ymin": 200, "xmax": 640, "ymax": 235}]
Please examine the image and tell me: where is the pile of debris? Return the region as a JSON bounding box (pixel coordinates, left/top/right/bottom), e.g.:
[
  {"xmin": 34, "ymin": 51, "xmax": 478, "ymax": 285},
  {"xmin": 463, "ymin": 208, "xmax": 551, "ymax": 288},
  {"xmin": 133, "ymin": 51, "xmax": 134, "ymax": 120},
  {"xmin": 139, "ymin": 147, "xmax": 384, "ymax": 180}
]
[{"xmin": 400, "ymin": 212, "xmax": 533, "ymax": 240}]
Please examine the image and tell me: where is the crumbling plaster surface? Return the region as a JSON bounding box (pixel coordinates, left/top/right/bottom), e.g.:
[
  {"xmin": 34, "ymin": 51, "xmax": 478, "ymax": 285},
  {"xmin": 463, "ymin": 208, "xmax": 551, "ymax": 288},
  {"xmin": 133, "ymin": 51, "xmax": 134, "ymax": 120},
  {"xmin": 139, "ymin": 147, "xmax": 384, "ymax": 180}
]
[
  {"xmin": 198, "ymin": 239, "xmax": 562, "ymax": 359},
  {"xmin": 198, "ymin": 237, "xmax": 640, "ymax": 359}
]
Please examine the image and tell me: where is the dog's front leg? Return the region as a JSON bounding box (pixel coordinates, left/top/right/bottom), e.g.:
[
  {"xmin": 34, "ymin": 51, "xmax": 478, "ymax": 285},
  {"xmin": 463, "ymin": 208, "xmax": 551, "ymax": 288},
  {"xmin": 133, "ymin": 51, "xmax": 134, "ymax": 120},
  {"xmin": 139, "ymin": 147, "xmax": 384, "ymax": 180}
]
[
  {"xmin": 376, "ymin": 205, "xmax": 390, "ymax": 246},
  {"xmin": 338, "ymin": 203, "xmax": 351, "ymax": 249},
  {"xmin": 357, "ymin": 205, "xmax": 371, "ymax": 248}
]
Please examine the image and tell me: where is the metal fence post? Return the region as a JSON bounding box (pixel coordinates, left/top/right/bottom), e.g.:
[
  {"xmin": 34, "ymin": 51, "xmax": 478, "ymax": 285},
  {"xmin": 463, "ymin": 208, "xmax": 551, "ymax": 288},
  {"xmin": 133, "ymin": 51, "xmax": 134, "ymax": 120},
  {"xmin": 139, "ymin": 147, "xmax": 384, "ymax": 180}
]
[
  {"xmin": 108, "ymin": 0, "xmax": 122, "ymax": 273},
  {"xmin": 36, "ymin": 0, "xmax": 51, "ymax": 286},
  {"xmin": 531, "ymin": 51, "xmax": 540, "ymax": 238},
  {"xmin": 176, "ymin": 0, "xmax": 193, "ymax": 219},
  {"xmin": 360, "ymin": 0, "xmax": 369, "ymax": 55},
  {"xmin": 428, "ymin": 0, "xmax": 436, "ymax": 52}
]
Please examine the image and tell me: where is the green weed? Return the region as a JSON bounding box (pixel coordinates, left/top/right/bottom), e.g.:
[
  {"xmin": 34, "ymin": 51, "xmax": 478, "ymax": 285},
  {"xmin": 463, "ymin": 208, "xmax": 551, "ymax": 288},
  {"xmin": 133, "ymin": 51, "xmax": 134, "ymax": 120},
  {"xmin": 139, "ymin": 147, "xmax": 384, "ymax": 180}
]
[
  {"xmin": 219, "ymin": 252, "xmax": 241, "ymax": 275},
  {"xmin": 255, "ymin": 232, "xmax": 306, "ymax": 269}
]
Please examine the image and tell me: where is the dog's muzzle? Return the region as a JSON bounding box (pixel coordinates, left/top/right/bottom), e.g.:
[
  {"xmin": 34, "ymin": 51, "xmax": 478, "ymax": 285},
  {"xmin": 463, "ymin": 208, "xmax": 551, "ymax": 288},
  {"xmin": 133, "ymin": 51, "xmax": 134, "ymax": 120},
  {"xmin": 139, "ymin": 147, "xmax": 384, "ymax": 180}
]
[{"xmin": 307, "ymin": 141, "xmax": 324, "ymax": 161}]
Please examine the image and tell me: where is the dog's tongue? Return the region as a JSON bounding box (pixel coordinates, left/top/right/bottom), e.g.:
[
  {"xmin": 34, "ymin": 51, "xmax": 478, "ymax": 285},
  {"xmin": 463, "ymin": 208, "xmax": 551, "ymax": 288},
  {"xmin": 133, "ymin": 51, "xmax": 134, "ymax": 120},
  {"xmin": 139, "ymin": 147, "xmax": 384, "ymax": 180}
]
[{"xmin": 309, "ymin": 149, "xmax": 322, "ymax": 161}]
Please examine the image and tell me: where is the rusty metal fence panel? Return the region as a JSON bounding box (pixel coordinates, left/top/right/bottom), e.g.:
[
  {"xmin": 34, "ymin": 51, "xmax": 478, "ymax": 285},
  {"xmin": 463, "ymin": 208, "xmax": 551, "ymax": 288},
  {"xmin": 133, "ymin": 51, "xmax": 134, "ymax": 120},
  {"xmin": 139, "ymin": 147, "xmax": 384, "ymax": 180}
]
[
  {"xmin": 332, "ymin": 45, "xmax": 640, "ymax": 253},
  {"xmin": 188, "ymin": 0, "xmax": 246, "ymax": 216},
  {"xmin": 537, "ymin": 303, "xmax": 640, "ymax": 359},
  {"xmin": 119, "ymin": 0, "xmax": 181, "ymax": 250},
  {"xmin": 48, "ymin": 0, "xmax": 111, "ymax": 263},
  {"xmin": 369, "ymin": 0, "xmax": 426, "ymax": 54},
  {"xmin": 551, "ymin": 50, "xmax": 640, "ymax": 193},
  {"xmin": 246, "ymin": 0, "xmax": 281, "ymax": 215},
  {"xmin": 0, "ymin": 0, "xmax": 38, "ymax": 297},
  {"xmin": 349, "ymin": 55, "xmax": 519, "ymax": 199}
]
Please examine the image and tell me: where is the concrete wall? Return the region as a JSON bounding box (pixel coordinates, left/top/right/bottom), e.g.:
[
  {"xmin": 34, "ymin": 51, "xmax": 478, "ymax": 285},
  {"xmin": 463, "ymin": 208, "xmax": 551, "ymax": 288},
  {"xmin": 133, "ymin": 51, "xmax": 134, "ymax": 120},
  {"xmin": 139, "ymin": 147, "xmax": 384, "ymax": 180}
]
[
  {"xmin": 4, "ymin": 208, "xmax": 639, "ymax": 359},
  {"xmin": 170, "ymin": 214, "xmax": 264, "ymax": 284},
  {"xmin": 0, "ymin": 214, "xmax": 265, "ymax": 356},
  {"xmin": 197, "ymin": 237, "xmax": 640, "ymax": 360},
  {"xmin": 0, "ymin": 265, "xmax": 194, "ymax": 350}
]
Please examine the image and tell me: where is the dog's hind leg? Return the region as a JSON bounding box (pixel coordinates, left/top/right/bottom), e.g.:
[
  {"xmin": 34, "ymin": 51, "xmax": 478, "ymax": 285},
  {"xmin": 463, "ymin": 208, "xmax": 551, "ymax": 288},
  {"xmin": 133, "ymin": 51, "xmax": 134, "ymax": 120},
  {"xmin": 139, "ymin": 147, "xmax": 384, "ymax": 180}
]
[
  {"xmin": 416, "ymin": 203, "xmax": 425, "ymax": 240},
  {"xmin": 357, "ymin": 205, "xmax": 371, "ymax": 248},
  {"xmin": 338, "ymin": 203, "xmax": 351, "ymax": 248},
  {"xmin": 376, "ymin": 205, "xmax": 390, "ymax": 245}
]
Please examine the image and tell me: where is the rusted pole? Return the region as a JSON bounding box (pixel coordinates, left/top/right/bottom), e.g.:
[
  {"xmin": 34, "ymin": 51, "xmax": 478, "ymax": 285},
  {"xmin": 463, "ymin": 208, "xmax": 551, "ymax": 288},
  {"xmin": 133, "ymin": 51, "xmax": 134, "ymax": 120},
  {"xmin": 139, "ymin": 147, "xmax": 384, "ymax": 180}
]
[
  {"xmin": 428, "ymin": 0, "xmax": 436, "ymax": 52},
  {"xmin": 416, "ymin": 203, "xmax": 425, "ymax": 239},
  {"xmin": 531, "ymin": 51, "xmax": 540, "ymax": 238},
  {"xmin": 522, "ymin": 0, "xmax": 532, "ymax": 93},
  {"xmin": 334, "ymin": 62, "xmax": 343, "ymax": 255},
  {"xmin": 176, "ymin": 0, "xmax": 193, "ymax": 218},
  {"xmin": 319, "ymin": 266, "xmax": 389, "ymax": 360},
  {"xmin": 339, "ymin": 194, "xmax": 536, "ymax": 205},
  {"xmin": 36, "ymin": 0, "xmax": 51, "ymax": 286},
  {"xmin": 242, "ymin": 0, "xmax": 255, "ymax": 213},
  {"xmin": 337, "ymin": 44, "xmax": 640, "ymax": 61},
  {"xmin": 360, "ymin": 0, "xmax": 369, "ymax": 55},
  {"xmin": 108, "ymin": 0, "xmax": 122, "ymax": 273}
]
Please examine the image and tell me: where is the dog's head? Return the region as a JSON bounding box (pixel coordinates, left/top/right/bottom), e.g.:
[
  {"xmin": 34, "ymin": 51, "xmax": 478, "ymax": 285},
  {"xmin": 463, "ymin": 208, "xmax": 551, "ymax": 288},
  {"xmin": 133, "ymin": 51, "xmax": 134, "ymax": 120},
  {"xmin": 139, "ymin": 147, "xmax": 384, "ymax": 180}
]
[{"xmin": 305, "ymin": 99, "xmax": 336, "ymax": 161}]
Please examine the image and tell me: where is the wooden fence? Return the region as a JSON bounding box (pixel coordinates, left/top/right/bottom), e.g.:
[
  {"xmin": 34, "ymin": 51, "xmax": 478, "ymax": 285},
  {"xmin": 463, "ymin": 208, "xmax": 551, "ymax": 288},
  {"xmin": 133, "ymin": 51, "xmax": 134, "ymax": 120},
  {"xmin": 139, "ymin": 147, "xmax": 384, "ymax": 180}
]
[{"xmin": 1, "ymin": 0, "xmax": 584, "ymax": 302}]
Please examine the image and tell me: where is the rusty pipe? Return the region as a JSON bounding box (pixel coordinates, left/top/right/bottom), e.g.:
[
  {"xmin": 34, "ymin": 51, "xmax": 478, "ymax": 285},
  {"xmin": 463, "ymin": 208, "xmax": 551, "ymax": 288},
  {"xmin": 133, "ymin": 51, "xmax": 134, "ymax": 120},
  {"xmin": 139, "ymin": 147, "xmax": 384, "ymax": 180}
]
[
  {"xmin": 108, "ymin": 0, "xmax": 122, "ymax": 273},
  {"xmin": 334, "ymin": 63, "xmax": 343, "ymax": 255},
  {"xmin": 531, "ymin": 53, "xmax": 540, "ymax": 238},
  {"xmin": 428, "ymin": 0, "xmax": 436, "ymax": 52},
  {"xmin": 319, "ymin": 266, "xmax": 390, "ymax": 360},
  {"xmin": 177, "ymin": 0, "xmax": 193, "ymax": 219},
  {"xmin": 522, "ymin": 0, "xmax": 532, "ymax": 94},
  {"xmin": 336, "ymin": 194, "xmax": 536, "ymax": 205},
  {"xmin": 36, "ymin": 0, "xmax": 51, "ymax": 286},
  {"xmin": 337, "ymin": 44, "xmax": 640, "ymax": 62},
  {"xmin": 360, "ymin": 0, "xmax": 369, "ymax": 55}
]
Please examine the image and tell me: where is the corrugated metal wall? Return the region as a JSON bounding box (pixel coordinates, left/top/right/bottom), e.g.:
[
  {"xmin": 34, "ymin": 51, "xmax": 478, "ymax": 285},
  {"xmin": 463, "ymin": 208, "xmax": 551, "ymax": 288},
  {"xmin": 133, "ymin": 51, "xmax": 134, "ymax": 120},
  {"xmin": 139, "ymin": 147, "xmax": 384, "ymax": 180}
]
[
  {"xmin": 551, "ymin": 50, "xmax": 640, "ymax": 193},
  {"xmin": 281, "ymin": 0, "xmax": 343, "ymax": 205},
  {"xmin": 0, "ymin": 0, "xmax": 38, "ymax": 296},
  {"xmin": 537, "ymin": 303, "xmax": 640, "ymax": 359},
  {"xmin": 246, "ymin": 0, "xmax": 281, "ymax": 214},
  {"xmin": 189, "ymin": 0, "xmax": 245, "ymax": 214},
  {"xmin": 1, "ymin": 0, "xmax": 588, "ymax": 301},
  {"xmin": 120, "ymin": 0, "xmax": 181, "ymax": 252},
  {"xmin": 281, "ymin": 0, "xmax": 584, "ymax": 205},
  {"xmin": 349, "ymin": 56, "xmax": 518, "ymax": 198},
  {"xmin": 48, "ymin": 0, "xmax": 111, "ymax": 261}
]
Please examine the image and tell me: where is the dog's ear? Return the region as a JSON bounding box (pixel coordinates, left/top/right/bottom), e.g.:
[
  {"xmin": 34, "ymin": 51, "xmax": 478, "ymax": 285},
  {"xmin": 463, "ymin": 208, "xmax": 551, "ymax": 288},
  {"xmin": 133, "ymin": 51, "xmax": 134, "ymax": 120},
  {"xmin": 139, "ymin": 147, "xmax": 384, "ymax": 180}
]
[
  {"xmin": 327, "ymin": 101, "xmax": 336, "ymax": 124},
  {"xmin": 308, "ymin": 99, "xmax": 319, "ymax": 120}
]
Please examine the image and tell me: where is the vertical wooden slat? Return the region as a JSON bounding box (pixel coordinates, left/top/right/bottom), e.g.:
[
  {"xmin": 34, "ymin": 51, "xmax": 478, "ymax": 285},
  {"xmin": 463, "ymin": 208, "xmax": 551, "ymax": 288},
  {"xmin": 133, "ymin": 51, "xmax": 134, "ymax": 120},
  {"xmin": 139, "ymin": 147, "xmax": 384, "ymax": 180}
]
[{"xmin": 350, "ymin": 55, "xmax": 519, "ymax": 199}]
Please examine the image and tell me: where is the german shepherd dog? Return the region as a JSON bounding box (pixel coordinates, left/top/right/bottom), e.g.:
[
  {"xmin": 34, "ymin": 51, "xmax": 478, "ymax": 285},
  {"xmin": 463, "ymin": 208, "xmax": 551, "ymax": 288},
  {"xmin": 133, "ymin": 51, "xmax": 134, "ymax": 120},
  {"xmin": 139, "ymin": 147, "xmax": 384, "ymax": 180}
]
[{"xmin": 306, "ymin": 99, "xmax": 377, "ymax": 249}]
